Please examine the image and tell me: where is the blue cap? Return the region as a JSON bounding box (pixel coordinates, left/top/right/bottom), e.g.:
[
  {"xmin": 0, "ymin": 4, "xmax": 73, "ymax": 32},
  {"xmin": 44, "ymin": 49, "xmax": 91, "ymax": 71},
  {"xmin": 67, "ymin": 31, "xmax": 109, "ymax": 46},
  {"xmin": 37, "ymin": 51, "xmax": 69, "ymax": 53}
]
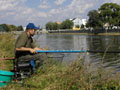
[{"xmin": 26, "ymin": 23, "xmax": 39, "ymax": 30}]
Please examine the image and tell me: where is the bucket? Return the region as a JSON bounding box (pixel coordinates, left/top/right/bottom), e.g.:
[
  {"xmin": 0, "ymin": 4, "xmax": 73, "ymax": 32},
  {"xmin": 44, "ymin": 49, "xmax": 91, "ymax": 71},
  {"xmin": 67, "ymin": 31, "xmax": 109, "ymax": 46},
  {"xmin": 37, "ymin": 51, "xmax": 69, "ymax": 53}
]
[{"xmin": 0, "ymin": 70, "xmax": 14, "ymax": 87}]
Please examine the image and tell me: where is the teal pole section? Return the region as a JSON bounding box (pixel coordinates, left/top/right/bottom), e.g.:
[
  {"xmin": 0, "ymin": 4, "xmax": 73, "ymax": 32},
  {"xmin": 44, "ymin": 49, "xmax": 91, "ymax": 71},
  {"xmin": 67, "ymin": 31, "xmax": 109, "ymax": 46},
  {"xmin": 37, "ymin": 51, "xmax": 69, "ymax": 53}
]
[{"xmin": 36, "ymin": 50, "xmax": 87, "ymax": 53}]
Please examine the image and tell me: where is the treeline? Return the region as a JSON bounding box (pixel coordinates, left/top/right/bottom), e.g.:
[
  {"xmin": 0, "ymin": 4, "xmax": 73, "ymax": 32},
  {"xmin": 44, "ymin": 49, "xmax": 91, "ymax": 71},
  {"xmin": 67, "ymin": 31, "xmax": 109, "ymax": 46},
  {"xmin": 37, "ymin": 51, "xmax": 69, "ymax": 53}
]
[
  {"xmin": 46, "ymin": 3, "xmax": 120, "ymax": 30},
  {"xmin": 46, "ymin": 19, "xmax": 73, "ymax": 30},
  {"xmin": 87, "ymin": 3, "xmax": 120, "ymax": 29},
  {"xmin": 0, "ymin": 24, "xmax": 23, "ymax": 32}
]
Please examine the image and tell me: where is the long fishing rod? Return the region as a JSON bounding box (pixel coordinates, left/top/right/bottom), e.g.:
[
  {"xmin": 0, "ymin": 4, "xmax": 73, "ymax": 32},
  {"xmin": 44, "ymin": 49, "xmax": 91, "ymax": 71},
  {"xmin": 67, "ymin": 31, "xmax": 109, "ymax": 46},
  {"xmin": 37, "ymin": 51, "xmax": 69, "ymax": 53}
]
[
  {"xmin": 37, "ymin": 50, "xmax": 120, "ymax": 53},
  {"xmin": 0, "ymin": 50, "xmax": 119, "ymax": 60},
  {"xmin": 37, "ymin": 50, "xmax": 86, "ymax": 53}
]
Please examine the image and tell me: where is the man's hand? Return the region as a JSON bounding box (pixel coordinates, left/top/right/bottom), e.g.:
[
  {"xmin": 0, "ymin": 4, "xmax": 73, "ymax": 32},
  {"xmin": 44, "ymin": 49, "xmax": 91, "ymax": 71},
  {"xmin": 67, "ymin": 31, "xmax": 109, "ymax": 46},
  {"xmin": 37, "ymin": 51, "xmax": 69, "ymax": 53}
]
[
  {"xmin": 34, "ymin": 47, "xmax": 47, "ymax": 51},
  {"xmin": 29, "ymin": 48, "xmax": 37, "ymax": 53},
  {"xmin": 33, "ymin": 47, "xmax": 48, "ymax": 53}
]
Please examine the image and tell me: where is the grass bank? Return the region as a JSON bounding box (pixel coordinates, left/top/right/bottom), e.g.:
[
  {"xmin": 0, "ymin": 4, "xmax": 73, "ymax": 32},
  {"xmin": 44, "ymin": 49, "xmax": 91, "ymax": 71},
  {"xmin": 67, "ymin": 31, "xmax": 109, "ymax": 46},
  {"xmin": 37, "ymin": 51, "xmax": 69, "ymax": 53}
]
[
  {"xmin": 0, "ymin": 34, "xmax": 120, "ymax": 90},
  {"xmin": 0, "ymin": 33, "xmax": 15, "ymax": 70},
  {"xmin": 4, "ymin": 59, "xmax": 120, "ymax": 90}
]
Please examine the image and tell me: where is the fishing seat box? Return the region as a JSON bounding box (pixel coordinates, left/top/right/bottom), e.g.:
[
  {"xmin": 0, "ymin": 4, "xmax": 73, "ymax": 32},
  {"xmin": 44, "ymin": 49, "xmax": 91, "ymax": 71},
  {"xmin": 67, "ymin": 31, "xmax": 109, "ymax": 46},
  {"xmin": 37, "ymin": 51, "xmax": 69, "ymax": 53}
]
[{"xmin": 14, "ymin": 60, "xmax": 34, "ymax": 80}]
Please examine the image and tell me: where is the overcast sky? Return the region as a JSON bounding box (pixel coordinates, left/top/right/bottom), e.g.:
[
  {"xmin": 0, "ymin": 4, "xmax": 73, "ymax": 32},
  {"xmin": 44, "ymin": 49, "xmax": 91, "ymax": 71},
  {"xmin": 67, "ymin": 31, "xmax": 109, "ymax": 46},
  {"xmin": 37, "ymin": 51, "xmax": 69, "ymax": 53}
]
[{"xmin": 0, "ymin": 0, "xmax": 120, "ymax": 27}]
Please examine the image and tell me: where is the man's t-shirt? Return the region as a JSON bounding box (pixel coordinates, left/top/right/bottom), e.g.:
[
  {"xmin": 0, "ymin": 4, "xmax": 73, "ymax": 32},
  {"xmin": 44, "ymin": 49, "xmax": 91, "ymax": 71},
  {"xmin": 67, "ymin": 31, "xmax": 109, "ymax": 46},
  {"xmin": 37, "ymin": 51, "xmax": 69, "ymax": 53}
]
[{"xmin": 15, "ymin": 31, "xmax": 36, "ymax": 58}]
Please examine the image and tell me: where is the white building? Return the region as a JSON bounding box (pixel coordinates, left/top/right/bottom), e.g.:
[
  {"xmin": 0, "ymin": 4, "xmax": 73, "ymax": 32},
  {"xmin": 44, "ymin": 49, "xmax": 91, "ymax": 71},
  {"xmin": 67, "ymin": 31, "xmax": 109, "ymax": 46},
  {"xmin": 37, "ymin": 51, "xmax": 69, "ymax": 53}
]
[
  {"xmin": 70, "ymin": 18, "xmax": 87, "ymax": 30},
  {"xmin": 82, "ymin": 19, "xmax": 87, "ymax": 26},
  {"xmin": 23, "ymin": 27, "xmax": 26, "ymax": 31}
]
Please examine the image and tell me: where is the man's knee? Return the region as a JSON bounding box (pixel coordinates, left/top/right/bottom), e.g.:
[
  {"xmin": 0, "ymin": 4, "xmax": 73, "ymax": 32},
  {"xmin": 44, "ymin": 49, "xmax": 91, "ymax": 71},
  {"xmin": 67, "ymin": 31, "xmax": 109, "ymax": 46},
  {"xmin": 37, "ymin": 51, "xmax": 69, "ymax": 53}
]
[
  {"xmin": 33, "ymin": 53, "xmax": 48, "ymax": 61},
  {"xmin": 17, "ymin": 55, "xmax": 33, "ymax": 62}
]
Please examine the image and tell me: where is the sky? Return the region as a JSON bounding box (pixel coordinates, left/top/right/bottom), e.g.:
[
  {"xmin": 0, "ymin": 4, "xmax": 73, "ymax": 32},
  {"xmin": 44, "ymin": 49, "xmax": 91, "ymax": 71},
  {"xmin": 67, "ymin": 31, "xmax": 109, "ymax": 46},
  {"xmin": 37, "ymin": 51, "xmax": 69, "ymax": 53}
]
[{"xmin": 0, "ymin": 0, "xmax": 120, "ymax": 28}]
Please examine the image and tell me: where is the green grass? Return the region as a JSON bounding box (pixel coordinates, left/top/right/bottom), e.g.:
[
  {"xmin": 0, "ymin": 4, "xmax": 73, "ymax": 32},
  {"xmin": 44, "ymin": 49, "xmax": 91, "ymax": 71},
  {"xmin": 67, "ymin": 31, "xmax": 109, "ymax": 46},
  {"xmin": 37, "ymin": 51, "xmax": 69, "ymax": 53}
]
[
  {"xmin": 3, "ymin": 59, "xmax": 120, "ymax": 90},
  {"xmin": 0, "ymin": 33, "xmax": 120, "ymax": 90},
  {"xmin": 0, "ymin": 33, "xmax": 15, "ymax": 70}
]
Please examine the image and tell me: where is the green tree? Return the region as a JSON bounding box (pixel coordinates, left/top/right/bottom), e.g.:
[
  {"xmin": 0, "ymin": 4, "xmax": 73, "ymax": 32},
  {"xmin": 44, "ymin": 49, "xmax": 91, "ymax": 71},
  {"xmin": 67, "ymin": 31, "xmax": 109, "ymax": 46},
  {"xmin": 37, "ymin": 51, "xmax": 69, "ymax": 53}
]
[
  {"xmin": 46, "ymin": 22, "xmax": 60, "ymax": 30},
  {"xmin": 17, "ymin": 26, "xmax": 24, "ymax": 31},
  {"xmin": 99, "ymin": 3, "xmax": 120, "ymax": 27},
  {"xmin": 0, "ymin": 24, "xmax": 9, "ymax": 32},
  {"xmin": 87, "ymin": 10, "xmax": 103, "ymax": 29},
  {"xmin": 46, "ymin": 22, "xmax": 53, "ymax": 30},
  {"xmin": 53, "ymin": 23, "xmax": 60, "ymax": 30},
  {"xmin": 60, "ymin": 19, "xmax": 73, "ymax": 29},
  {"xmin": 7, "ymin": 25, "xmax": 17, "ymax": 31}
]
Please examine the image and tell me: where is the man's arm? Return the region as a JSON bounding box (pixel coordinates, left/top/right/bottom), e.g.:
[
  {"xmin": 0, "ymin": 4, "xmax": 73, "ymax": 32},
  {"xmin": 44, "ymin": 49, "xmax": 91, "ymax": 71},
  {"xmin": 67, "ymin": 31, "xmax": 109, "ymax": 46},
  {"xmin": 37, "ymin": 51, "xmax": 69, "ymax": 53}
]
[
  {"xmin": 34, "ymin": 47, "xmax": 48, "ymax": 51},
  {"xmin": 16, "ymin": 47, "xmax": 36, "ymax": 53},
  {"xmin": 34, "ymin": 47, "xmax": 43, "ymax": 51}
]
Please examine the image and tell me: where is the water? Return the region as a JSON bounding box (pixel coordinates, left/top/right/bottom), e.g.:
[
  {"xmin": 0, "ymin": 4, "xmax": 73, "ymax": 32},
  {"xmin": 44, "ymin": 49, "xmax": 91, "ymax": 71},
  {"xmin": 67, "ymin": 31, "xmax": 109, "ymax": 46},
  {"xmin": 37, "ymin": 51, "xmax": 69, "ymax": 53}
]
[{"xmin": 34, "ymin": 33, "xmax": 120, "ymax": 72}]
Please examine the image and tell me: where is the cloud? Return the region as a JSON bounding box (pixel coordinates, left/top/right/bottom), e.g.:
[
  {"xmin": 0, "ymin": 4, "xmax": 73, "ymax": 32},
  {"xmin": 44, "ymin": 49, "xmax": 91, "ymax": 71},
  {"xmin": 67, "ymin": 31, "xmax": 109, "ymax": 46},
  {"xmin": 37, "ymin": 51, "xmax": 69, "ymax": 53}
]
[
  {"xmin": 0, "ymin": 0, "xmax": 48, "ymax": 24},
  {"xmin": 0, "ymin": 0, "xmax": 16, "ymax": 11},
  {"xmin": 68, "ymin": 0, "xmax": 94, "ymax": 14},
  {"xmin": 103, "ymin": 0, "xmax": 120, "ymax": 4},
  {"xmin": 49, "ymin": 0, "xmax": 95, "ymax": 19},
  {"xmin": 0, "ymin": 0, "xmax": 27, "ymax": 11},
  {"xmin": 54, "ymin": 0, "xmax": 66, "ymax": 5},
  {"xmin": 0, "ymin": 0, "xmax": 120, "ymax": 26},
  {"xmin": 0, "ymin": 0, "xmax": 29, "ymax": 18},
  {"xmin": 0, "ymin": 0, "xmax": 26, "ymax": 20},
  {"xmin": 38, "ymin": 0, "xmax": 51, "ymax": 9},
  {"xmin": 0, "ymin": 0, "xmax": 36, "ymax": 25}
]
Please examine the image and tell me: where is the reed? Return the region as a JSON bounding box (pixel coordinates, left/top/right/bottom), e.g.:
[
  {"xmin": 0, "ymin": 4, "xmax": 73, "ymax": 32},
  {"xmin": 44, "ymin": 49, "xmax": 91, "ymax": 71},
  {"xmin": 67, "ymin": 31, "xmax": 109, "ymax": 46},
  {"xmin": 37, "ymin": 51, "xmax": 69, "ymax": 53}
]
[
  {"xmin": 3, "ymin": 58, "xmax": 120, "ymax": 90},
  {"xmin": 0, "ymin": 33, "xmax": 15, "ymax": 70}
]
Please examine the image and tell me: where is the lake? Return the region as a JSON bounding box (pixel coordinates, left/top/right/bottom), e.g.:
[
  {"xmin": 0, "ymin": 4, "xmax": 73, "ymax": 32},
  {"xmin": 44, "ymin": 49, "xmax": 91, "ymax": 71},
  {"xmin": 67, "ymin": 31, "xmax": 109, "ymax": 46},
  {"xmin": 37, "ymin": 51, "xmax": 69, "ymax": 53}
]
[{"xmin": 34, "ymin": 33, "xmax": 120, "ymax": 72}]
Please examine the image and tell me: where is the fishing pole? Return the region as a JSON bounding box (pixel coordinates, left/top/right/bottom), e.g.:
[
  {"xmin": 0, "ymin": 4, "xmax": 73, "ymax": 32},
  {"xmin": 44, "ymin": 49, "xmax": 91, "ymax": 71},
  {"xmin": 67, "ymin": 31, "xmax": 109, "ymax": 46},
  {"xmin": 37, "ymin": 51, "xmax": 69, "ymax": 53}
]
[
  {"xmin": 1, "ymin": 50, "xmax": 119, "ymax": 60},
  {"xmin": 37, "ymin": 50, "xmax": 86, "ymax": 53},
  {"xmin": 36, "ymin": 50, "xmax": 120, "ymax": 53}
]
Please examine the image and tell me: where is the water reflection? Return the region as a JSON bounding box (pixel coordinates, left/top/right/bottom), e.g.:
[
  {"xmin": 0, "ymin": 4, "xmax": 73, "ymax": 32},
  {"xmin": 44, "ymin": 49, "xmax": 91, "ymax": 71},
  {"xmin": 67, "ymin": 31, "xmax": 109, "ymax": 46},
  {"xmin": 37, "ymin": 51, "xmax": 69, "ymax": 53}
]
[
  {"xmin": 35, "ymin": 34, "xmax": 120, "ymax": 72},
  {"xmin": 86, "ymin": 35, "xmax": 120, "ymax": 72}
]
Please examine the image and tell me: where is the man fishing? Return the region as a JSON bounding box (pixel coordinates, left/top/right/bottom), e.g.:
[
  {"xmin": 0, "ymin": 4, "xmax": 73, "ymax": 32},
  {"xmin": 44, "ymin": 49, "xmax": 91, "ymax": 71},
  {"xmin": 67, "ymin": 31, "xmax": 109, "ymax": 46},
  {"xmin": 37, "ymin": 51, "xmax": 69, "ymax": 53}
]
[{"xmin": 15, "ymin": 23, "xmax": 47, "ymax": 67}]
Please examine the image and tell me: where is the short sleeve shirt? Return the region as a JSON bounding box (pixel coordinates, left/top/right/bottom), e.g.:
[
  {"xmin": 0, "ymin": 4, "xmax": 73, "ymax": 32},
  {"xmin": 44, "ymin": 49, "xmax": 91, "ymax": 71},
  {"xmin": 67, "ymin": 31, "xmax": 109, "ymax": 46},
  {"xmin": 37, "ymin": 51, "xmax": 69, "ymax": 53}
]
[
  {"xmin": 15, "ymin": 31, "xmax": 37, "ymax": 58},
  {"xmin": 15, "ymin": 31, "xmax": 36, "ymax": 48}
]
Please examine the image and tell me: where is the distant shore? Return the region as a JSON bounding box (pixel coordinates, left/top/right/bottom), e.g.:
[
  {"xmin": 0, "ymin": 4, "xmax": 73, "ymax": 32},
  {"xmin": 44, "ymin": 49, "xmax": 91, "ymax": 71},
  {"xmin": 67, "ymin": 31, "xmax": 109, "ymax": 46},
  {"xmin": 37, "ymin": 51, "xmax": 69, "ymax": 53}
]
[
  {"xmin": 1, "ymin": 29, "xmax": 120, "ymax": 36},
  {"xmin": 48, "ymin": 32, "xmax": 120, "ymax": 35},
  {"xmin": 47, "ymin": 29, "xmax": 120, "ymax": 35}
]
